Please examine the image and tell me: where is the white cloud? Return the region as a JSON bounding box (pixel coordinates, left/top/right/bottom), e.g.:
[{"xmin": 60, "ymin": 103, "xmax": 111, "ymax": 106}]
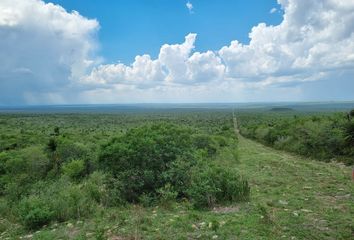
[
  {"xmin": 85, "ymin": 0, "xmax": 354, "ymax": 97},
  {"xmin": 186, "ymin": 1, "xmax": 194, "ymax": 14},
  {"xmin": 83, "ymin": 33, "xmax": 225, "ymax": 87},
  {"xmin": 1, "ymin": 0, "xmax": 354, "ymax": 104},
  {"xmin": 218, "ymin": 0, "xmax": 354, "ymax": 86},
  {"xmin": 0, "ymin": 0, "xmax": 99, "ymax": 104},
  {"xmin": 85, "ymin": 0, "xmax": 354, "ymax": 94},
  {"xmin": 158, "ymin": 33, "xmax": 196, "ymax": 83},
  {"xmin": 270, "ymin": 7, "xmax": 277, "ymax": 14}
]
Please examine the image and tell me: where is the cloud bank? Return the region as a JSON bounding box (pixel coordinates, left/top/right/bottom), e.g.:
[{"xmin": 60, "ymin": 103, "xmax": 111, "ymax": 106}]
[{"xmin": 0, "ymin": 0, "xmax": 354, "ymax": 104}]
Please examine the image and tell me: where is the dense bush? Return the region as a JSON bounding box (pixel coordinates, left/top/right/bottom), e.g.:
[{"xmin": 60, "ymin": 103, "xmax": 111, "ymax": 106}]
[
  {"xmin": 0, "ymin": 111, "xmax": 248, "ymax": 230},
  {"xmin": 16, "ymin": 176, "xmax": 103, "ymax": 229},
  {"xmin": 98, "ymin": 123, "xmax": 196, "ymax": 202},
  {"xmin": 187, "ymin": 164, "xmax": 250, "ymax": 208},
  {"xmin": 18, "ymin": 195, "xmax": 53, "ymax": 229},
  {"xmin": 238, "ymin": 111, "xmax": 354, "ymax": 165},
  {"xmin": 192, "ymin": 134, "xmax": 218, "ymax": 156},
  {"xmin": 0, "ymin": 146, "xmax": 51, "ymax": 200},
  {"xmin": 98, "ymin": 123, "xmax": 249, "ymax": 206},
  {"xmin": 62, "ymin": 159, "xmax": 86, "ymax": 180}
]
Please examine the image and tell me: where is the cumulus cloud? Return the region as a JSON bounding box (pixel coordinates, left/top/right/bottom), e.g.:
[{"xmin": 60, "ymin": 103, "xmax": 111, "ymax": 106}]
[
  {"xmin": 219, "ymin": 0, "xmax": 354, "ymax": 86},
  {"xmin": 83, "ymin": 0, "xmax": 354, "ymax": 100},
  {"xmin": 1, "ymin": 0, "xmax": 354, "ymax": 104},
  {"xmin": 0, "ymin": 0, "xmax": 98, "ymax": 105},
  {"xmin": 83, "ymin": 33, "xmax": 225, "ymax": 87},
  {"xmin": 186, "ymin": 1, "xmax": 194, "ymax": 14}
]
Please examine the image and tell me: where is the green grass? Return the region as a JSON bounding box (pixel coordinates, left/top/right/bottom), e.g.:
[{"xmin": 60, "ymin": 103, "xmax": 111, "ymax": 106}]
[
  {"xmin": 235, "ymin": 135, "xmax": 353, "ymax": 240},
  {"xmin": 1, "ymin": 131, "xmax": 353, "ymax": 239}
]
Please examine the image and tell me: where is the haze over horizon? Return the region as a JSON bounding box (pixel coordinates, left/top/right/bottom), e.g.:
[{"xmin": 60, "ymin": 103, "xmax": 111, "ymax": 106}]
[{"xmin": 1, "ymin": 0, "xmax": 354, "ymax": 105}]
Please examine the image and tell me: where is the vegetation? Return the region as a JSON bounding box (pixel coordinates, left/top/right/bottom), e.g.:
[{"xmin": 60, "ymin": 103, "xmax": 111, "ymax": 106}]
[
  {"xmin": 0, "ymin": 111, "xmax": 250, "ymax": 234},
  {"xmin": 238, "ymin": 110, "xmax": 354, "ymax": 165},
  {"xmin": 98, "ymin": 122, "xmax": 248, "ymax": 206},
  {"xmin": 0, "ymin": 108, "xmax": 353, "ymax": 239}
]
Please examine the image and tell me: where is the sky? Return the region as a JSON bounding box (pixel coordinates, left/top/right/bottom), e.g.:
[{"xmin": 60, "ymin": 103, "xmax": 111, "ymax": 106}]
[
  {"xmin": 0, "ymin": 0, "xmax": 353, "ymax": 105},
  {"xmin": 42, "ymin": 0, "xmax": 283, "ymax": 64}
]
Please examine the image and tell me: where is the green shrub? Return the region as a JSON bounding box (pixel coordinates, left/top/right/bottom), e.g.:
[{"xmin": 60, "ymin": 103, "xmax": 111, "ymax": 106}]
[
  {"xmin": 187, "ymin": 164, "xmax": 250, "ymax": 208},
  {"xmin": 56, "ymin": 141, "xmax": 90, "ymax": 163},
  {"xmin": 1, "ymin": 146, "xmax": 50, "ymax": 179},
  {"xmin": 104, "ymin": 177, "xmax": 126, "ymax": 207},
  {"xmin": 157, "ymin": 183, "xmax": 178, "ymax": 207},
  {"xmin": 344, "ymin": 121, "xmax": 354, "ymax": 147},
  {"xmin": 62, "ymin": 159, "xmax": 85, "ymax": 180},
  {"xmin": 83, "ymin": 171, "xmax": 108, "ymax": 204},
  {"xmin": 238, "ymin": 112, "xmax": 354, "ymax": 164},
  {"xmin": 0, "ymin": 198, "xmax": 10, "ymax": 218},
  {"xmin": 138, "ymin": 193, "xmax": 157, "ymax": 207},
  {"xmin": 18, "ymin": 196, "xmax": 53, "ymax": 229},
  {"xmin": 349, "ymin": 109, "xmax": 354, "ymax": 118},
  {"xmin": 212, "ymin": 135, "xmax": 229, "ymax": 147},
  {"xmin": 98, "ymin": 123, "xmax": 248, "ymax": 206},
  {"xmin": 83, "ymin": 171, "xmax": 125, "ymax": 207},
  {"xmin": 44, "ymin": 177, "xmax": 95, "ymax": 221},
  {"xmin": 47, "ymin": 140, "xmax": 93, "ymax": 177},
  {"xmin": 98, "ymin": 123, "xmax": 195, "ymax": 202},
  {"xmin": 192, "ymin": 134, "xmax": 218, "ymax": 156},
  {"xmin": 17, "ymin": 177, "xmax": 98, "ymax": 229},
  {"xmin": 1, "ymin": 146, "xmax": 50, "ymax": 201},
  {"xmin": 162, "ymin": 157, "xmax": 195, "ymax": 198}
]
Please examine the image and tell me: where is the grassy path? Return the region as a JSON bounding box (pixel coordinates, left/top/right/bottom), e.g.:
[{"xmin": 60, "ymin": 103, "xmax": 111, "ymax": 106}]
[{"xmin": 232, "ymin": 130, "xmax": 354, "ymax": 239}]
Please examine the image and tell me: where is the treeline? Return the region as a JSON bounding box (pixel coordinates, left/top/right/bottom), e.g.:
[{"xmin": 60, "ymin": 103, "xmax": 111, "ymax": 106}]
[
  {"xmin": 238, "ymin": 110, "xmax": 354, "ymax": 165},
  {"xmin": 0, "ymin": 112, "xmax": 249, "ymax": 230}
]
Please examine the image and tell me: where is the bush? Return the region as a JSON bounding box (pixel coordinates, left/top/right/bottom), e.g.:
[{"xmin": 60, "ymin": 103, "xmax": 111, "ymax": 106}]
[
  {"xmin": 62, "ymin": 159, "xmax": 85, "ymax": 180},
  {"xmin": 18, "ymin": 196, "xmax": 53, "ymax": 229},
  {"xmin": 1, "ymin": 146, "xmax": 50, "ymax": 180},
  {"xmin": 0, "ymin": 147, "xmax": 50, "ymax": 200},
  {"xmin": 0, "ymin": 198, "xmax": 10, "ymax": 218},
  {"xmin": 46, "ymin": 139, "xmax": 93, "ymax": 176},
  {"xmin": 157, "ymin": 183, "xmax": 178, "ymax": 207},
  {"xmin": 83, "ymin": 171, "xmax": 108, "ymax": 205},
  {"xmin": 187, "ymin": 164, "xmax": 250, "ymax": 208},
  {"xmin": 17, "ymin": 177, "xmax": 100, "ymax": 229},
  {"xmin": 56, "ymin": 141, "xmax": 90, "ymax": 163},
  {"xmin": 43, "ymin": 177, "xmax": 95, "ymax": 221},
  {"xmin": 84, "ymin": 172, "xmax": 125, "ymax": 207},
  {"xmin": 238, "ymin": 112, "xmax": 354, "ymax": 164},
  {"xmin": 98, "ymin": 123, "xmax": 195, "ymax": 202},
  {"xmin": 98, "ymin": 123, "xmax": 249, "ymax": 206},
  {"xmin": 192, "ymin": 134, "xmax": 218, "ymax": 156},
  {"xmin": 212, "ymin": 135, "xmax": 229, "ymax": 147}
]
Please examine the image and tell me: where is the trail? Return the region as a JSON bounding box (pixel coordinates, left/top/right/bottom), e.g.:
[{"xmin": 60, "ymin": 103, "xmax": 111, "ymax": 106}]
[
  {"xmin": 232, "ymin": 114, "xmax": 354, "ymax": 239},
  {"xmin": 232, "ymin": 110, "xmax": 239, "ymax": 135}
]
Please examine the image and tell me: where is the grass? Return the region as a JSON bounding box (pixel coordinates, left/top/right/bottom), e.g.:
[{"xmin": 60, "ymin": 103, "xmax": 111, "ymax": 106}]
[{"xmin": 1, "ymin": 128, "xmax": 353, "ymax": 239}]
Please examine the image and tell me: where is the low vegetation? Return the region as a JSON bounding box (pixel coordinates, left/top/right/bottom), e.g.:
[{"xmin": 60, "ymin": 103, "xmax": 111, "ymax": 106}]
[
  {"xmin": 0, "ymin": 111, "xmax": 249, "ymax": 234},
  {"xmin": 0, "ymin": 109, "xmax": 353, "ymax": 239}
]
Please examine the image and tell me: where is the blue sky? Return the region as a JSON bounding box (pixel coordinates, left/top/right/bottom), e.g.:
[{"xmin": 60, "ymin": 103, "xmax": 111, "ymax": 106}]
[
  {"xmin": 44, "ymin": 0, "xmax": 283, "ymax": 64},
  {"xmin": 0, "ymin": 0, "xmax": 353, "ymax": 105}
]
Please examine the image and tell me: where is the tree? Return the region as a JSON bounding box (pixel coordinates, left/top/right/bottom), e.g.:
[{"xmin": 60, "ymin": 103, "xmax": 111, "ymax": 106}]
[{"xmin": 350, "ymin": 109, "xmax": 354, "ymax": 118}]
